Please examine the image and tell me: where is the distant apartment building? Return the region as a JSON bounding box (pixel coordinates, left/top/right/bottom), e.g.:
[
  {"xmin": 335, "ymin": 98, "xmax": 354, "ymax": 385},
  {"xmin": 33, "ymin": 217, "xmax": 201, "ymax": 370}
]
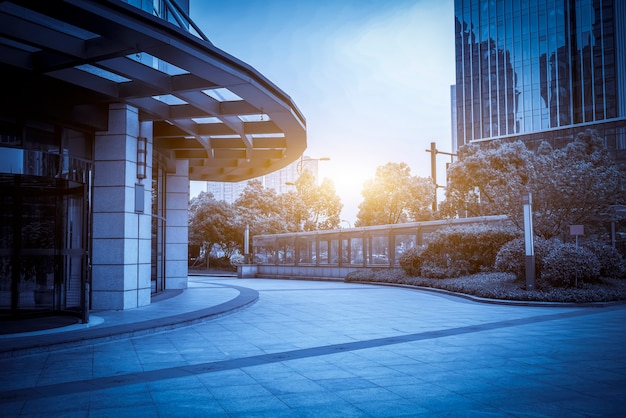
[
  {"xmin": 453, "ymin": 0, "xmax": 625, "ymax": 163},
  {"xmin": 205, "ymin": 156, "xmax": 321, "ymax": 203}
]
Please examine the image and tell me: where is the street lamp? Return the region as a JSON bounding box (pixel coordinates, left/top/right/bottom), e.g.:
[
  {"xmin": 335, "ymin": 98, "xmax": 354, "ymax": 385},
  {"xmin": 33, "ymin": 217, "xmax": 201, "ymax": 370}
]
[
  {"xmin": 425, "ymin": 142, "xmax": 456, "ymax": 212},
  {"xmin": 608, "ymin": 205, "xmax": 626, "ymax": 248}
]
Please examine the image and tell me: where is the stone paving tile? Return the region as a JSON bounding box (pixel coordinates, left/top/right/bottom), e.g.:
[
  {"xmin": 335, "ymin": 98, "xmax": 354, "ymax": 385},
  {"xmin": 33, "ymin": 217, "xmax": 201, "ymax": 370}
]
[{"xmin": 1, "ymin": 277, "xmax": 625, "ymax": 416}]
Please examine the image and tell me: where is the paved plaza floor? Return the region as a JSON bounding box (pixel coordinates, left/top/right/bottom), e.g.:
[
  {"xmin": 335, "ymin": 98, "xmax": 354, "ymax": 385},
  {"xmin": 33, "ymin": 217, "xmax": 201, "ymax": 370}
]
[{"xmin": 1, "ymin": 275, "xmax": 625, "ymax": 417}]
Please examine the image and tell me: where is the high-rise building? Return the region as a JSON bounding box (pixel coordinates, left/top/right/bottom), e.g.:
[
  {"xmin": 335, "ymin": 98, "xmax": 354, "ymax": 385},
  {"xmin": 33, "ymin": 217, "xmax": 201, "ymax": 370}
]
[
  {"xmin": 0, "ymin": 1, "xmax": 306, "ymax": 319},
  {"xmin": 204, "ymin": 156, "xmax": 322, "ymax": 203},
  {"xmin": 453, "ymin": 0, "xmax": 626, "ymax": 160}
]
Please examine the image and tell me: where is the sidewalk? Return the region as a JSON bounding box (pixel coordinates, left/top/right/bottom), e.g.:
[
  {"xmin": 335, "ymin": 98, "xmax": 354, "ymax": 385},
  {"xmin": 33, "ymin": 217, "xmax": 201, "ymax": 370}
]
[
  {"xmin": 1, "ymin": 276, "xmax": 625, "ymax": 416},
  {"xmin": 0, "ymin": 274, "xmax": 257, "ymax": 358}
]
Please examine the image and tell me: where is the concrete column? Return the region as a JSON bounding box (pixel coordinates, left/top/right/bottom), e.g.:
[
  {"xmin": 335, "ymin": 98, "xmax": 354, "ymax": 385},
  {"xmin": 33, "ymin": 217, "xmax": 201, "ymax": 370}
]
[
  {"xmin": 165, "ymin": 159, "xmax": 189, "ymax": 289},
  {"xmin": 91, "ymin": 104, "xmax": 152, "ymax": 310}
]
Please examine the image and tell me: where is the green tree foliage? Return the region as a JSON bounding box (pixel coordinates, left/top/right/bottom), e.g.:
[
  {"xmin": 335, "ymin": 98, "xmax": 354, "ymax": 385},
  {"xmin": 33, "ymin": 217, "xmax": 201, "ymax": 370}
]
[
  {"xmin": 234, "ymin": 180, "xmax": 289, "ymax": 237},
  {"xmin": 355, "ymin": 162, "xmax": 435, "ymax": 226},
  {"xmin": 189, "ymin": 175, "xmax": 345, "ymax": 261},
  {"xmin": 443, "ymin": 130, "xmax": 626, "ymax": 240},
  {"xmin": 188, "ymin": 192, "xmax": 239, "ymax": 257},
  {"xmin": 528, "ymin": 131, "xmax": 626, "ymax": 240},
  {"xmin": 442, "ymin": 140, "xmax": 534, "ymax": 218},
  {"xmin": 293, "ymin": 171, "xmax": 342, "ymax": 231}
]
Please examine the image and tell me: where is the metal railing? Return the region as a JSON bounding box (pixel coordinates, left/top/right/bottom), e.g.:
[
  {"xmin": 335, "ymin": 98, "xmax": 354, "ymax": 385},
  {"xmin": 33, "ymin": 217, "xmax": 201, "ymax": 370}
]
[{"xmin": 253, "ymin": 215, "xmax": 511, "ymax": 268}]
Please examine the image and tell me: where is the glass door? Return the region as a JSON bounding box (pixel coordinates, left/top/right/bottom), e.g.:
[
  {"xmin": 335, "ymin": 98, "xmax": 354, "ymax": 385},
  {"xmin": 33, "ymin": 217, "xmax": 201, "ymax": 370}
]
[{"xmin": 0, "ymin": 175, "xmax": 89, "ymax": 318}]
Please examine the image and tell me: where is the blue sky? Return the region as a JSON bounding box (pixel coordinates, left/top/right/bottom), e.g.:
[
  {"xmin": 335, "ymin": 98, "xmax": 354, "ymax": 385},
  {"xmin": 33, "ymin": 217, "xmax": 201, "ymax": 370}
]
[{"xmin": 190, "ymin": 0, "xmax": 455, "ymax": 222}]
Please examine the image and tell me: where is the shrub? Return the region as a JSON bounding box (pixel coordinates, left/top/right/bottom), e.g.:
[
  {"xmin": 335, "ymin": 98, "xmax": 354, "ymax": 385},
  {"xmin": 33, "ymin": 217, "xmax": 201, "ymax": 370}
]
[
  {"xmin": 420, "ymin": 260, "xmax": 469, "ymax": 279},
  {"xmin": 230, "ymin": 253, "xmax": 245, "ymax": 267},
  {"xmin": 398, "ymin": 247, "xmax": 423, "ymax": 277},
  {"xmin": 582, "ymin": 242, "xmax": 626, "ymax": 279},
  {"xmin": 542, "ymin": 244, "xmax": 601, "ymax": 287},
  {"xmin": 421, "ymin": 224, "xmax": 518, "ymax": 278},
  {"xmin": 209, "ymin": 255, "xmax": 235, "ymax": 270},
  {"xmin": 345, "ymin": 269, "xmax": 374, "ymax": 281},
  {"xmin": 494, "ymin": 236, "xmax": 558, "ymax": 286}
]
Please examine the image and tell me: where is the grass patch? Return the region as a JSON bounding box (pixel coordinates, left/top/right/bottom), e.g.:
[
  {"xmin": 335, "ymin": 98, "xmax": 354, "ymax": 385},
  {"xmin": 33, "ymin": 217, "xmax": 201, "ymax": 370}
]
[{"xmin": 345, "ymin": 269, "xmax": 626, "ymax": 304}]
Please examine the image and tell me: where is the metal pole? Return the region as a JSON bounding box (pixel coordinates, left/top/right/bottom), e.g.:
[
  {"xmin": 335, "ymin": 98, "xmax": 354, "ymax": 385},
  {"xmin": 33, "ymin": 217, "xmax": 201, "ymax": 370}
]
[
  {"xmin": 430, "ymin": 142, "xmax": 437, "ymax": 212},
  {"xmin": 523, "ymin": 193, "xmax": 535, "ymax": 290},
  {"xmin": 244, "ymin": 224, "xmax": 250, "ymax": 263}
]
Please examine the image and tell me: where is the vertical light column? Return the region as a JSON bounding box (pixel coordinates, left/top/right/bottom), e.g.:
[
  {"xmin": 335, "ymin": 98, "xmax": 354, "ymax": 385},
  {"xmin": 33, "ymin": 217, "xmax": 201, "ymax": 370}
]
[
  {"xmin": 91, "ymin": 104, "xmax": 152, "ymax": 310},
  {"xmin": 165, "ymin": 159, "xmax": 189, "ymax": 289},
  {"xmin": 523, "ymin": 193, "xmax": 535, "ymax": 290}
]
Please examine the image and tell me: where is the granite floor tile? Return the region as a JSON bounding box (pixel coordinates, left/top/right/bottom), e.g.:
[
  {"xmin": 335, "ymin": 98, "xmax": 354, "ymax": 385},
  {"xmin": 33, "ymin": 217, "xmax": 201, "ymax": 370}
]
[{"xmin": 1, "ymin": 277, "xmax": 625, "ymax": 416}]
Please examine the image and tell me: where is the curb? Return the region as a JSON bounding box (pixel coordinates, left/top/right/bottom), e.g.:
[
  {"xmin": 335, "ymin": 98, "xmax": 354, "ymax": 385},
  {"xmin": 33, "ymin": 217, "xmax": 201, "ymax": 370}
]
[
  {"xmin": 348, "ymin": 281, "xmax": 626, "ymax": 308},
  {"xmin": 0, "ymin": 283, "xmax": 258, "ymax": 359}
]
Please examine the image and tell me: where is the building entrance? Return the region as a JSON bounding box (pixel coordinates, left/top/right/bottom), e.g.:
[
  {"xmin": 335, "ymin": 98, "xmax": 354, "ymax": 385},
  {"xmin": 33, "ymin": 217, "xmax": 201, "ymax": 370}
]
[{"xmin": 0, "ymin": 157, "xmax": 91, "ymax": 321}]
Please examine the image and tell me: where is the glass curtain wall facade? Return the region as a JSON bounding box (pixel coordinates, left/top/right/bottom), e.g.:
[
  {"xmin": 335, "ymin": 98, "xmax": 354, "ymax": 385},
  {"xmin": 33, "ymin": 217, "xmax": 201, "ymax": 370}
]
[{"xmin": 454, "ymin": 0, "xmax": 625, "ymax": 154}]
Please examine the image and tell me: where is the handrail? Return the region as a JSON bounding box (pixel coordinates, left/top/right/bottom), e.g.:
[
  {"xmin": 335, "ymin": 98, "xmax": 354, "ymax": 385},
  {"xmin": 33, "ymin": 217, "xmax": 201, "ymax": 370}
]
[{"xmin": 253, "ymin": 215, "xmax": 512, "ymax": 268}]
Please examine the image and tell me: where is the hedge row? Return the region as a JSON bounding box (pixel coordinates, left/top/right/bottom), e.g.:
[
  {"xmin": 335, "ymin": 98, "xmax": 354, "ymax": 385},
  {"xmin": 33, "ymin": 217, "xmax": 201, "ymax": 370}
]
[{"xmin": 398, "ymin": 224, "xmax": 625, "ymax": 288}]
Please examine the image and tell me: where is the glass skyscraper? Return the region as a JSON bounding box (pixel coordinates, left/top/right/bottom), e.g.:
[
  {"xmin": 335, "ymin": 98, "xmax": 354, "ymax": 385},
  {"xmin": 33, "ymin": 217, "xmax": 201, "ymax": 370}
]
[{"xmin": 454, "ymin": 0, "xmax": 626, "ymax": 157}]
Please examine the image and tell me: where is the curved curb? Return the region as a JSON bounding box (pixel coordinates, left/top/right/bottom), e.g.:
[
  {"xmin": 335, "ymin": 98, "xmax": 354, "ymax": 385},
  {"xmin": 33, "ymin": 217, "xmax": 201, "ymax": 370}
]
[
  {"xmin": 0, "ymin": 283, "xmax": 259, "ymax": 359},
  {"xmin": 349, "ymin": 281, "xmax": 626, "ymax": 308}
]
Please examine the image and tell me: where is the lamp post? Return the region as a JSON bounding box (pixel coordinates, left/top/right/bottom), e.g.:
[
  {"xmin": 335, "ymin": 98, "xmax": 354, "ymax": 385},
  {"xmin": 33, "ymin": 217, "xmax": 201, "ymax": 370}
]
[
  {"xmin": 523, "ymin": 193, "xmax": 535, "ymax": 290},
  {"xmin": 608, "ymin": 205, "xmax": 626, "ymax": 248},
  {"xmin": 425, "ymin": 142, "xmax": 456, "ymax": 212}
]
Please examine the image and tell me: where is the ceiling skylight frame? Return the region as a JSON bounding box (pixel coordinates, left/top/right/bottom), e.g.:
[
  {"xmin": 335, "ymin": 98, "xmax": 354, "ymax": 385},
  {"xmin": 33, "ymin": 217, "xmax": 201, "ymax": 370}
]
[
  {"xmin": 126, "ymin": 52, "xmax": 189, "ymax": 76},
  {"xmin": 75, "ymin": 64, "xmax": 131, "ymax": 83},
  {"xmin": 209, "ymin": 134, "xmax": 241, "ymax": 139},
  {"xmin": 249, "ymin": 133, "xmax": 285, "ymax": 138},
  {"xmin": 202, "ymin": 87, "xmax": 243, "ymax": 102},
  {"xmin": 152, "ymin": 94, "xmax": 188, "ymax": 105},
  {"xmin": 192, "ymin": 117, "xmax": 222, "ymax": 124},
  {"xmin": 238, "ymin": 114, "xmax": 270, "ymax": 122}
]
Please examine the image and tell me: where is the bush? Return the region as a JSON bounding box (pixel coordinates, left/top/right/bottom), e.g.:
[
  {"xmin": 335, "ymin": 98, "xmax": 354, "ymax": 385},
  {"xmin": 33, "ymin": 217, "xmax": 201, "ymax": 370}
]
[
  {"xmin": 209, "ymin": 255, "xmax": 236, "ymax": 270},
  {"xmin": 230, "ymin": 253, "xmax": 245, "ymax": 267},
  {"xmin": 582, "ymin": 242, "xmax": 626, "ymax": 279},
  {"xmin": 420, "ymin": 260, "xmax": 469, "ymax": 279},
  {"xmin": 542, "ymin": 244, "xmax": 601, "ymax": 287},
  {"xmin": 398, "ymin": 247, "xmax": 423, "ymax": 277},
  {"xmin": 420, "ymin": 224, "xmax": 518, "ymax": 278},
  {"xmin": 494, "ymin": 237, "xmax": 558, "ymax": 286},
  {"xmin": 345, "ymin": 269, "xmax": 374, "ymax": 281}
]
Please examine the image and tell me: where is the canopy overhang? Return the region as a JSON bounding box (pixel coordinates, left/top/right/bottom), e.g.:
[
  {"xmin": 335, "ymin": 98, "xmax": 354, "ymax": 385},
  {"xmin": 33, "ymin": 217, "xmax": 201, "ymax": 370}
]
[{"xmin": 0, "ymin": 0, "xmax": 306, "ymax": 181}]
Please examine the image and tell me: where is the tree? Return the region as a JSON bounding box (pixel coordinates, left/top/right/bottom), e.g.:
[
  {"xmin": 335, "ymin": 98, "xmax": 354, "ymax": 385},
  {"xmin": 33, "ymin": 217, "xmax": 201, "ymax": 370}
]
[
  {"xmin": 293, "ymin": 171, "xmax": 342, "ymax": 231},
  {"xmin": 234, "ymin": 180, "xmax": 289, "ymax": 237},
  {"xmin": 188, "ymin": 192, "xmax": 239, "ymax": 257},
  {"xmin": 355, "ymin": 162, "xmax": 435, "ymax": 226},
  {"xmin": 442, "ymin": 140, "xmax": 534, "ymax": 218},
  {"xmin": 442, "ymin": 130, "xmax": 626, "ymax": 240},
  {"xmin": 528, "ymin": 130, "xmax": 626, "ymax": 240}
]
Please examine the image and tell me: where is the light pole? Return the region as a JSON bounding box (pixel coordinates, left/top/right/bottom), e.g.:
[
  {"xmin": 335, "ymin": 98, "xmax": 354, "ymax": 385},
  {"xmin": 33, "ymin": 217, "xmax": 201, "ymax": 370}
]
[
  {"xmin": 425, "ymin": 142, "xmax": 456, "ymax": 212},
  {"xmin": 608, "ymin": 205, "xmax": 626, "ymax": 248}
]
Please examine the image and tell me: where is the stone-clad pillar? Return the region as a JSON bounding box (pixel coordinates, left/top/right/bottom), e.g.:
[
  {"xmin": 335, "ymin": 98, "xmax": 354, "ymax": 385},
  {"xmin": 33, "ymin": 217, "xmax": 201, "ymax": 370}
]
[
  {"xmin": 91, "ymin": 104, "xmax": 152, "ymax": 310},
  {"xmin": 165, "ymin": 159, "xmax": 189, "ymax": 289}
]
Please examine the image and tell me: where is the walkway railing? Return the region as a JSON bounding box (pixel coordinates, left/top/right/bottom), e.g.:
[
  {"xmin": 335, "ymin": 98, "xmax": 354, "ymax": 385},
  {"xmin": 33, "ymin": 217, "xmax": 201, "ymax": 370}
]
[{"xmin": 252, "ymin": 215, "xmax": 510, "ymax": 269}]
